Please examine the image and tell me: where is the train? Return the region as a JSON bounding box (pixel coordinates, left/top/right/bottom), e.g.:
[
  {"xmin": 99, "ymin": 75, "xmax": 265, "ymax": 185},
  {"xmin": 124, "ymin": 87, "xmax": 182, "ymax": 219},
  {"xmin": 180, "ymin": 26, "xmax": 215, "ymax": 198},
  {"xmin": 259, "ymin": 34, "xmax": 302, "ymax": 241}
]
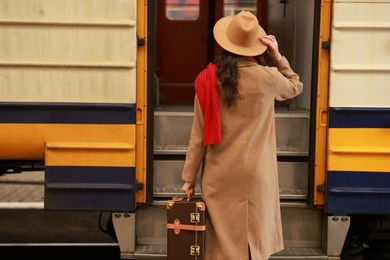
[{"xmin": 0, "ymin": 0, "xmax": 389, "ymax": 259}]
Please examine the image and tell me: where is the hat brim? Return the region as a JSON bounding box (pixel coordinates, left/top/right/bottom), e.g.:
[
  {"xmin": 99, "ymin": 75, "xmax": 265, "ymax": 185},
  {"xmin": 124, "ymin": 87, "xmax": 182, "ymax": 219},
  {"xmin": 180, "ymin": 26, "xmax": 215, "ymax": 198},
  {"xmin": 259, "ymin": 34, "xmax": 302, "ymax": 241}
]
[{"xmin": 213, "ymin": 16, "xmax": 267, "ymax": 57}]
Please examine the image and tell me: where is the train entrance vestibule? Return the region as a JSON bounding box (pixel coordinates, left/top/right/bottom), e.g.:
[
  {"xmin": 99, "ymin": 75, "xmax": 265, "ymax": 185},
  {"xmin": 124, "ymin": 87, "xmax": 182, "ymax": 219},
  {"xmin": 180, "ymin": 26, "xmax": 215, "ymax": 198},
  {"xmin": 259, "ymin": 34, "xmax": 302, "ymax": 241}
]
[{"xmin": 155, "ymin": 0, "xmax": 264, "ymax": 105}]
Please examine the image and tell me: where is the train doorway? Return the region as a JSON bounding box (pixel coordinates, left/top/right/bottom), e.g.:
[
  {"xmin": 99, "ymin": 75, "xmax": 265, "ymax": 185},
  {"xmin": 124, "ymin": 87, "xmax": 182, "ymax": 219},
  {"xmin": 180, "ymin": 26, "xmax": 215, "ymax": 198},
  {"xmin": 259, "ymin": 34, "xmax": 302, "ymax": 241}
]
[
  {"xmin": 152, "ymin": 0, "xmax": 315, "ymax": 202},
  {"xmin": 147, "ymin": 1, "xmax": 328, "ymax": 258}
]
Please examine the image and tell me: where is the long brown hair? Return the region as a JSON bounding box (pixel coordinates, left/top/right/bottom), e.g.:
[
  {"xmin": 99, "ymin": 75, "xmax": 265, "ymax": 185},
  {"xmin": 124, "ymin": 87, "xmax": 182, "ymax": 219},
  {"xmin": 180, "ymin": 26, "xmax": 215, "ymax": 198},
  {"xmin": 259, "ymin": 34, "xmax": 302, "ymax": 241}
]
[{"xmin": 215, "ymin": 51, "xmax": 240, "ymax": 107}]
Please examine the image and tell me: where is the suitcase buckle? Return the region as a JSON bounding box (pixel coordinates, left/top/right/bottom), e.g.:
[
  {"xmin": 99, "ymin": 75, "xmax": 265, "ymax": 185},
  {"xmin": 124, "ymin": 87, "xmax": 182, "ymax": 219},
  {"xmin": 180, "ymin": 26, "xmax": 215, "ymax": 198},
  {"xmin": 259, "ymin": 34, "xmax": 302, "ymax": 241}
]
[
  {"xmin": 190, "ymin": 213, "xmax": 200, "ymax": 223},
  {"xmin": 190, "ymin": 245, "xmax": 200, "ymax": 256}
]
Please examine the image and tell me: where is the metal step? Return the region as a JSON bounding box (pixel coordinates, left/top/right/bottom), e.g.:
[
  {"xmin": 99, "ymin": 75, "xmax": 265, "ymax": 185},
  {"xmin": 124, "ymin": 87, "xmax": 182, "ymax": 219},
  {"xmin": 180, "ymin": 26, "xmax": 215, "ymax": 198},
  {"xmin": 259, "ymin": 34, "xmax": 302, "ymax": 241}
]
[
  {"xmin": 153, "ymin": 160, "xmax": 308, "ymax": 200},
  {"xmin": 153, "ymin": 105, "xmax": 310, "ymax": 201},
  {"xmin": 154, "ymin": 106, "xmax": 310, "ymax": 156},
  {"xmin": 271, "ymin": 248, "xmax": 334, "ymax": 259},
  {"xmin": 125, "ymin": 250, "xmax": 333, "ymax": 260}
]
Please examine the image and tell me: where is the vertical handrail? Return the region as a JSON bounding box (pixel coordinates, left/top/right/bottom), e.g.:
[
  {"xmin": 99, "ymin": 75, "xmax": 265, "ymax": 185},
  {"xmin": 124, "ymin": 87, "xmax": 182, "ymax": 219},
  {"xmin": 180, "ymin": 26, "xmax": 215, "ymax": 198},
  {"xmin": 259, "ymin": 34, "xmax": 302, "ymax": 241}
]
[{"xmin": 154, "ymin": 73, "xmax": 160, "ymax": 109}]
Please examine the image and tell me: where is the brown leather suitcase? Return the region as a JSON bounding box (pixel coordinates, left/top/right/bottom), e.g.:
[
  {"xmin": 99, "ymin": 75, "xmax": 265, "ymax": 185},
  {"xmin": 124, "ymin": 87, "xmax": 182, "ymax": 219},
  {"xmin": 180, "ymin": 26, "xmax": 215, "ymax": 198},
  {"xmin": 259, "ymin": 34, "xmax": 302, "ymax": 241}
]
[{"xmin": 166, "ymin": 193, "xmax": 206, "ymax": 259}]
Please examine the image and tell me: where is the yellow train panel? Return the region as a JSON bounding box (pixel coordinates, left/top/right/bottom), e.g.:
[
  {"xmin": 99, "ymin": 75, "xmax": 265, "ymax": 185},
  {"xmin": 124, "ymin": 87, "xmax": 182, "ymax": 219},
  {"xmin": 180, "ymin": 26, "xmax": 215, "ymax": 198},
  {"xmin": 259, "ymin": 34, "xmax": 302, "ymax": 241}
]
[
  {"xmin": 135, "ymin": 0, "xmax": 148, "ymax": 203},
  {"xmin": 328, "ymin": 128, "xmax": 390, "ymax": 172},
  {"xmin": 0, "ymin": 124, "xmax": 135, "ymax": 167},
  {"xmin": 312, "ymin": 0, "xmax": 332, "ymax": 207}
]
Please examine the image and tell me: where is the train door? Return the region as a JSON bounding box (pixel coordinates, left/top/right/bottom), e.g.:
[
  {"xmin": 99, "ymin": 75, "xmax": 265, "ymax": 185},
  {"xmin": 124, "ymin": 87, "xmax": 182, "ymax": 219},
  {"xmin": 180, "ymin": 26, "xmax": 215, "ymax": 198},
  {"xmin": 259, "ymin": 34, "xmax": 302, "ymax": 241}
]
[
  {"xmin": 155, "ymin": 0, "xmax": 264, "ymax": 105},
  {"xmin": 156, "ymin": 0, "xmax": 208, "ymax": 104}
]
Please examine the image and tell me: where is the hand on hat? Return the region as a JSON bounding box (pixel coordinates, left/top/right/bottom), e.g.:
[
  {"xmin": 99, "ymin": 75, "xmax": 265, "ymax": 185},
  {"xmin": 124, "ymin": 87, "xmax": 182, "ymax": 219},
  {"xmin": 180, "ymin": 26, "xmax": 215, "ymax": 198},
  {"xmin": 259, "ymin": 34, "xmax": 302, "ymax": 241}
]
[{"xmin": 260, "ymin": 35, "xmax": 283, "ymax": 63}]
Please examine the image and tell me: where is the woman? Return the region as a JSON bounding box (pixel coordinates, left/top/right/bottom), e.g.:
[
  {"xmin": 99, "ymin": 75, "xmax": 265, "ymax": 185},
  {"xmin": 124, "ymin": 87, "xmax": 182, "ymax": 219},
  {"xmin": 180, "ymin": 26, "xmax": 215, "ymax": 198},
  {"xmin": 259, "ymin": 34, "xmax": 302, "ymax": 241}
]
[{"xmin": 181, "ymin": 11, "xmax": 303, "ymax": 260}]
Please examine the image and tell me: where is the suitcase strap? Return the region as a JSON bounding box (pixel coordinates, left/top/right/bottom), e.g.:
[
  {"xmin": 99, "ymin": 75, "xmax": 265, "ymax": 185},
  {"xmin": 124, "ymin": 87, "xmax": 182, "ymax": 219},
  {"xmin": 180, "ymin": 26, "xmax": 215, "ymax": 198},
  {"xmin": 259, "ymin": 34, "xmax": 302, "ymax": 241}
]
[{"xmin": 166, "ymin": 218, "xmax": 206, "ymax": 235}]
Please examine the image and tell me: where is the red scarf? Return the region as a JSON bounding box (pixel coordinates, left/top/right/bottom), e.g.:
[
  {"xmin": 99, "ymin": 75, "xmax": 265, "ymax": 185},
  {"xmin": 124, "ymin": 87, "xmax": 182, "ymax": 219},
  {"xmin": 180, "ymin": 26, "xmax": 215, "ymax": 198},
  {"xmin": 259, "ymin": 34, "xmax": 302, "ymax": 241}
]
[{"xmin": 194, "ymin": 63, "xmax": 222, "ymax": 146}]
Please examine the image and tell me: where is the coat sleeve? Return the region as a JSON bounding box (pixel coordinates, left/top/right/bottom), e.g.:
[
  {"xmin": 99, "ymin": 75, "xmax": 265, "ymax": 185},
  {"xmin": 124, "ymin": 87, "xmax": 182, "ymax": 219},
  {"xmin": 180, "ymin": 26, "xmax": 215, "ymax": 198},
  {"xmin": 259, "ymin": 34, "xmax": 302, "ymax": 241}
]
[
  {"xmin": 182, "ymin": 95, "xmax": 207, "ymax": 184},
  {"xmin": 273, "ymin": 56, "xmax": 303, "ymax": 101}
]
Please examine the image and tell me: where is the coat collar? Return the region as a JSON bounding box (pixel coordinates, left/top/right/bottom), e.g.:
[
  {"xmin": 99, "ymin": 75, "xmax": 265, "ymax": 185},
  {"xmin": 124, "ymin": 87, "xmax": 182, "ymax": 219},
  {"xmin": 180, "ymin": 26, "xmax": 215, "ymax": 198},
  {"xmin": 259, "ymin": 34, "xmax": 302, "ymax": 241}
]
[{"xmin": 238, "ymin": 57, "xmax": 259, "ymax": 67}]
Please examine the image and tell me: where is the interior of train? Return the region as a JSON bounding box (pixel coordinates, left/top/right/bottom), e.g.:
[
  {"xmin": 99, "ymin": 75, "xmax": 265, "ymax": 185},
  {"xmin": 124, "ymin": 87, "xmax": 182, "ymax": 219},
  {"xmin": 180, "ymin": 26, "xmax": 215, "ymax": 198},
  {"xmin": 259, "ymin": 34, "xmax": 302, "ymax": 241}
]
[{"xmin": 153, "ymin": 0, "xmax": 313, "ymax": 108}]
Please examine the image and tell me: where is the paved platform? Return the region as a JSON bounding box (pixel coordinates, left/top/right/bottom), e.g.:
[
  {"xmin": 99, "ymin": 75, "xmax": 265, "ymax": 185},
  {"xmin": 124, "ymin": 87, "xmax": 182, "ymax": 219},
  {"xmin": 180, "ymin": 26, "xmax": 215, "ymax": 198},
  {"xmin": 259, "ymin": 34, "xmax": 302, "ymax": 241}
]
[
  {"xmin": 0, "ymin": 171, "xmax": 116, "ymax": 245},
  {"xmin": 0, "ymin": 171, "xmax": 44, "ymax": 204}
]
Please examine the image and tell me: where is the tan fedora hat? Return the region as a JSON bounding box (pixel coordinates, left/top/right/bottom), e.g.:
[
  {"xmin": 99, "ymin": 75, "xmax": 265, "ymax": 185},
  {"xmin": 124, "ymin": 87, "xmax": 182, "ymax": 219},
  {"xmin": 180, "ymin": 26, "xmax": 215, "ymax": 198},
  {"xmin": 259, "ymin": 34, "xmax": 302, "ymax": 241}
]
[{"xmin": 213, "ymin": 11, "xmax": 267, "ymax": 56}]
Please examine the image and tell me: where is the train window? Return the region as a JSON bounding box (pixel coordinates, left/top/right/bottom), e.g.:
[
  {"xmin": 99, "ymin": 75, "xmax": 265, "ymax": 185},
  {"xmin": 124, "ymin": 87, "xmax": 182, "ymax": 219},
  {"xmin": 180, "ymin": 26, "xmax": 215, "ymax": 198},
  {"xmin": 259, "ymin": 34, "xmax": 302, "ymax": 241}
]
[
  {"xmin": 166, "ymin": 0, "xmax": 200, "ymax": 21},
  {"xmin": 224, "ymin": 0, "xmax": 257, "ymax": 16}
]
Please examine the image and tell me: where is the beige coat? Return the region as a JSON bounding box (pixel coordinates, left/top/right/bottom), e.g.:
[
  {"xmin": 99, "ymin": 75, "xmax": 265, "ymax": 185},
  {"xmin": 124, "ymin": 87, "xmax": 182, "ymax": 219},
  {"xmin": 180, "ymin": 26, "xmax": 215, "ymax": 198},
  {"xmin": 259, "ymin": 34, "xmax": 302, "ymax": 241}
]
[{"xmin": 182, "ymin": 57, "xmax": 303, "ymax": 260}]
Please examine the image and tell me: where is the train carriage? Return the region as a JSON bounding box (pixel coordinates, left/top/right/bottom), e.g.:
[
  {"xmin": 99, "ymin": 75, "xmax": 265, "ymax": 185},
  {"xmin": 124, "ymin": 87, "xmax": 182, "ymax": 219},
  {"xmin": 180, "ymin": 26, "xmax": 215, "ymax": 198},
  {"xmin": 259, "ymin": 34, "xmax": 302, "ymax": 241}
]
[{"xmin": 0, "ymin": 0, "xmax": 389, "ymax": 259}]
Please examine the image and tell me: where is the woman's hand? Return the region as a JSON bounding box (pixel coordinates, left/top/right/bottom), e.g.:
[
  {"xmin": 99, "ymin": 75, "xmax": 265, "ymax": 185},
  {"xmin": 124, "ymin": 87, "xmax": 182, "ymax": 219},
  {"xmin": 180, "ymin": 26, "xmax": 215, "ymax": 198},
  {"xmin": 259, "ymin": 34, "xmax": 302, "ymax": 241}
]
[
  {"xmin": 182, "ymin": 182, "xmax": 195, "ymax": 197},
  {"xmin": 260, "ymin": 35, "xmax": 283, "ymax": 63}
]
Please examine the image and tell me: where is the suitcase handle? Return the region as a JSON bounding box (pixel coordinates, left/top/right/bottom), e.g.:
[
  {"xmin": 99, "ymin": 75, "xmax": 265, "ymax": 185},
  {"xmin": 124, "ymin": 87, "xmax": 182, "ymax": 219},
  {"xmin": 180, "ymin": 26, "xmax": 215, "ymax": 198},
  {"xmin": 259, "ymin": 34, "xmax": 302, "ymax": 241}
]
[{"xmin": 186, "ymin": 187, "xmax": 193, "ymax": 201}]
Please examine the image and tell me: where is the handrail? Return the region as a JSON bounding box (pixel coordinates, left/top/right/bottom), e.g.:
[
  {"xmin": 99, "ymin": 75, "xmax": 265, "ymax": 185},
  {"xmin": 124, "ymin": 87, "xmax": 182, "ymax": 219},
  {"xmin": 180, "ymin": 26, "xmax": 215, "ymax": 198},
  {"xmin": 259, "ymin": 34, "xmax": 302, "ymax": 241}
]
[{"xmin": 154, "ymin": 73, "xmax": 160, "ymax": 109}]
